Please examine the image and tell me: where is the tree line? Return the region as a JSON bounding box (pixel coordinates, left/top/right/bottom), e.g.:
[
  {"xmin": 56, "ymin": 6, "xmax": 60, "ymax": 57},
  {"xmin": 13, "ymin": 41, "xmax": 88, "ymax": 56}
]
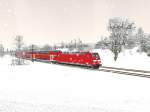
[{"xmin": 0, "ymin": 17, "xmax": 150, "ymax": 61}]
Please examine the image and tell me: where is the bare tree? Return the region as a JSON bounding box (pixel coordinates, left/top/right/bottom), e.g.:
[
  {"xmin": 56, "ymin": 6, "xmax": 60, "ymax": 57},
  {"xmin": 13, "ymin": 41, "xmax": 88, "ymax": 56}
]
[
  {"xmin": 76, "ymin": 38, "xmax": 84, "ymax": 51},
  {"xmin": 0, "ymin": 44, "xmax": 4, "ymax": 57},
  {"xmin": 12, "ymin": 35, "xmax": 25, "ymax": 65},
  {"xmin": 28, "ymin": 44, "xmax": 40, "ymax": 51},
  {"xmin": 15, "ymin": 35, "xmax": 24, "ymax": 52},
  {"xmin": 60, "ymin": 41, "xmax": 65, "ymax": 49},
  {"xmin": 108, "ymin": 18, "xmax": 135, "ymax": 61}
]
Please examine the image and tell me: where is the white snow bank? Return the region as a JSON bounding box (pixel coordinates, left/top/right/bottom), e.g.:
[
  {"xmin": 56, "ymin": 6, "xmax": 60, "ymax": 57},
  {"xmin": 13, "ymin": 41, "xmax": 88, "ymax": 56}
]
[{"xmin": 0, "ymin": 55, "xmax": 150, "ymax": 111}]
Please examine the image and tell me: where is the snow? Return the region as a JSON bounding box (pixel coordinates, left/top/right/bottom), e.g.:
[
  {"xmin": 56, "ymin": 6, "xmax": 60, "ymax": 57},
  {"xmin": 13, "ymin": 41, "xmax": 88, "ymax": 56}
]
[
  {"xmin": 0, "ymin": 51, "xmax": 150, "ymax": 111},
  {"xmin": 92, "ymin": 47, "xmax": 150, "ymax": 71},
  {"xmin": 56, "ymin": 48, "xmax": 70, "ymax": 52}
]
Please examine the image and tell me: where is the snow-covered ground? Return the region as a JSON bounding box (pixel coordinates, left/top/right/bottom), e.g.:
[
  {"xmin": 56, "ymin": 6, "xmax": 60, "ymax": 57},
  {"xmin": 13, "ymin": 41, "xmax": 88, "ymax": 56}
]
[
  {"xmin": 0, "ymin": 50, "xmax": 150, "ymax": 111},
  {"xmin": 93, "ymin": 47, "xmax": 150, "ymax": 71}
]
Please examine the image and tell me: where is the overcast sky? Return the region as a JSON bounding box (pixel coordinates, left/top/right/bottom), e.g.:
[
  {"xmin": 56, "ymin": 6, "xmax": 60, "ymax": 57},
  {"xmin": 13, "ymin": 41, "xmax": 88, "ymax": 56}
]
[{"xmin": 0, "ymin": 0, "xmax": 150, "ymax": 48}]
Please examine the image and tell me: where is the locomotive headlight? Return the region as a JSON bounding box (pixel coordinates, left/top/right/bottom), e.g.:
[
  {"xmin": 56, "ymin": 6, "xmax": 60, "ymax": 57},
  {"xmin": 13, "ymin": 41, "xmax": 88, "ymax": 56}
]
[
  {"xmin": 93, "ymin": 60, "xmax": 101, "ymax": 62},
  {"xmin": 93, "ymin": 60, "xmax": 98, "ymax": 62}
]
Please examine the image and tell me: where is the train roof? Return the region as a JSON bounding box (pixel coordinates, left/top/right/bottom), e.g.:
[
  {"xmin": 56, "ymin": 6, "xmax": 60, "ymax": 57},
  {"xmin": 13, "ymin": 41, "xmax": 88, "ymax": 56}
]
[
  {"xmin": 61, "ymin": 51, "xmax": 90, "ymax": 54},
  {"xmin": 21, "ymin": 50, "xmax": 62, "ymax": 53},
  {"xmin": 36, "ymin": 50, "xmax": 61, "ymax": 53}
]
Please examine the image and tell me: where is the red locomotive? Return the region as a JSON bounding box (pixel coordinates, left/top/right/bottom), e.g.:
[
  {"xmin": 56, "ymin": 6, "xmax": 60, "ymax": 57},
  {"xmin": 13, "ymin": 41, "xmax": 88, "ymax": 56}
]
[{"xmin": 16, "ymin": 50, "xmax": 102, "ymax": 69}]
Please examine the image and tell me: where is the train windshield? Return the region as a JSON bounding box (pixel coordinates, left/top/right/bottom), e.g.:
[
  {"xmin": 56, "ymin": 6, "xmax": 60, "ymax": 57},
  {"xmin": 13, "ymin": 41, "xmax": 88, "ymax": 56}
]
[{"xmin": 92, "ymin": 53, "xmax": 100, "ymax": 59}]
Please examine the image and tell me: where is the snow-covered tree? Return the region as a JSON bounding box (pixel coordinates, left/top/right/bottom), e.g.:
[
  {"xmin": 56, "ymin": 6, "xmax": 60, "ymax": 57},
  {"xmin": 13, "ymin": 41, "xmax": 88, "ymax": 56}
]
[
  {"xmin": 136, "ymin": 27, "xmax": 149, "ymax": 53},
  {"xmin": 125, "ymin": 37, "xmax": 136, "ymax": 49},
  {"xmin": 76, "ymin": 39, "xmax": 84, "ymax": 51},
  {"xmin": 108, "ymin": 18, "xmax": 135, "ymax": 61},
  {"xmin": 28, "ymin": 44, "xmax": 40, "ymax": 51},
  {"xmin": 95, "ymin": 37, "xmax": 110, "ymax": 49},
  {"xmin": 68, "ymin": 40, "xmax": 75, "ymax": 51},
  {"xmin": 41, "ymin": 44, "xmax": 52, "ymax": 51}
]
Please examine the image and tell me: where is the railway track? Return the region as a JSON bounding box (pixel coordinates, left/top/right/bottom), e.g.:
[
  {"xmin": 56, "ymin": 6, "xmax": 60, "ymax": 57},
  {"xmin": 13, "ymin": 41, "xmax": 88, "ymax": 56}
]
[
  {"xmin": 98, "ymin": 67, "xmax": 150, "ymax": 78},
  {"xmin": 101, "ymin": 66, "xmax": 150, "ymax": 74}
]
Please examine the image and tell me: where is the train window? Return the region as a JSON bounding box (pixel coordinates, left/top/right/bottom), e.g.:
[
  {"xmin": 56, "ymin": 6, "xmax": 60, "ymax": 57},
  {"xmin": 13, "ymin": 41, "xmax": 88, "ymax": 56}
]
[{"xmin": 92, "ymin": 53, "xmax": 100, "ymax": 59}]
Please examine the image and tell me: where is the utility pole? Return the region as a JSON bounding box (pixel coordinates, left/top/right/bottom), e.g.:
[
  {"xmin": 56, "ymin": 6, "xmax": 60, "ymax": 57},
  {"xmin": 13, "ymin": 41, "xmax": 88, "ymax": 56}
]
[{"xmin": 31, "ymin": 44, "xmax": 34, "ymax": 62}]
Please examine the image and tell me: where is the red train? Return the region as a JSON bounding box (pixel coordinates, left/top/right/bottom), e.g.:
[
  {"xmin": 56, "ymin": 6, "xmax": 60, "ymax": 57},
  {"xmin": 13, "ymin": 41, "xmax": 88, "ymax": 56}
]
[{"xmin": 16, "ymin": 50, "xmax": 102, "ymax": 69}]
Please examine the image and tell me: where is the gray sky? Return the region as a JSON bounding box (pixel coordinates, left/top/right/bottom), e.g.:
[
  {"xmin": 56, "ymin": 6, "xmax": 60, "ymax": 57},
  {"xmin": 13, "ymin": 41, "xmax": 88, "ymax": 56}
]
[{"xmin": 0, "ymin": 0, "xmax": 150, "ymax": 48}]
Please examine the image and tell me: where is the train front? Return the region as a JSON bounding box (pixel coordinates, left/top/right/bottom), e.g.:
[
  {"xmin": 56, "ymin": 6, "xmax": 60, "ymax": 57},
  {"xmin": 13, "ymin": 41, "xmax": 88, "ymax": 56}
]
[{"xmin": 91, "ymin": 52, "xmax": 102, "ymax": 68}]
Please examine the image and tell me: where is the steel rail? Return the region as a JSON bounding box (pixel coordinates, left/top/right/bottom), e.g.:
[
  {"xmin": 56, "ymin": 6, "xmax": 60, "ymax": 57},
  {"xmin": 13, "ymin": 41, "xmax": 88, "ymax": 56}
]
[
  {"xmin": 101, "ymin": 66, "xmax": 150, "ymax": 74},
  {"xmin": 98, "ymin": 68, "xmax": 150, "ymax": 78}
]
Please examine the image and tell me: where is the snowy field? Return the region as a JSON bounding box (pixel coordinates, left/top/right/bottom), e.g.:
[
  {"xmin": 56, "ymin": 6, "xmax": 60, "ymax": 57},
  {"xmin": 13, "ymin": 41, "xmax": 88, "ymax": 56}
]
[
  {"xmin": 0, "ymin": 51, "xmax": 150, "ymax": 111},
  {"xmin": 93, "ymin": 47, "xmax": 150, "ymax": 71}
]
